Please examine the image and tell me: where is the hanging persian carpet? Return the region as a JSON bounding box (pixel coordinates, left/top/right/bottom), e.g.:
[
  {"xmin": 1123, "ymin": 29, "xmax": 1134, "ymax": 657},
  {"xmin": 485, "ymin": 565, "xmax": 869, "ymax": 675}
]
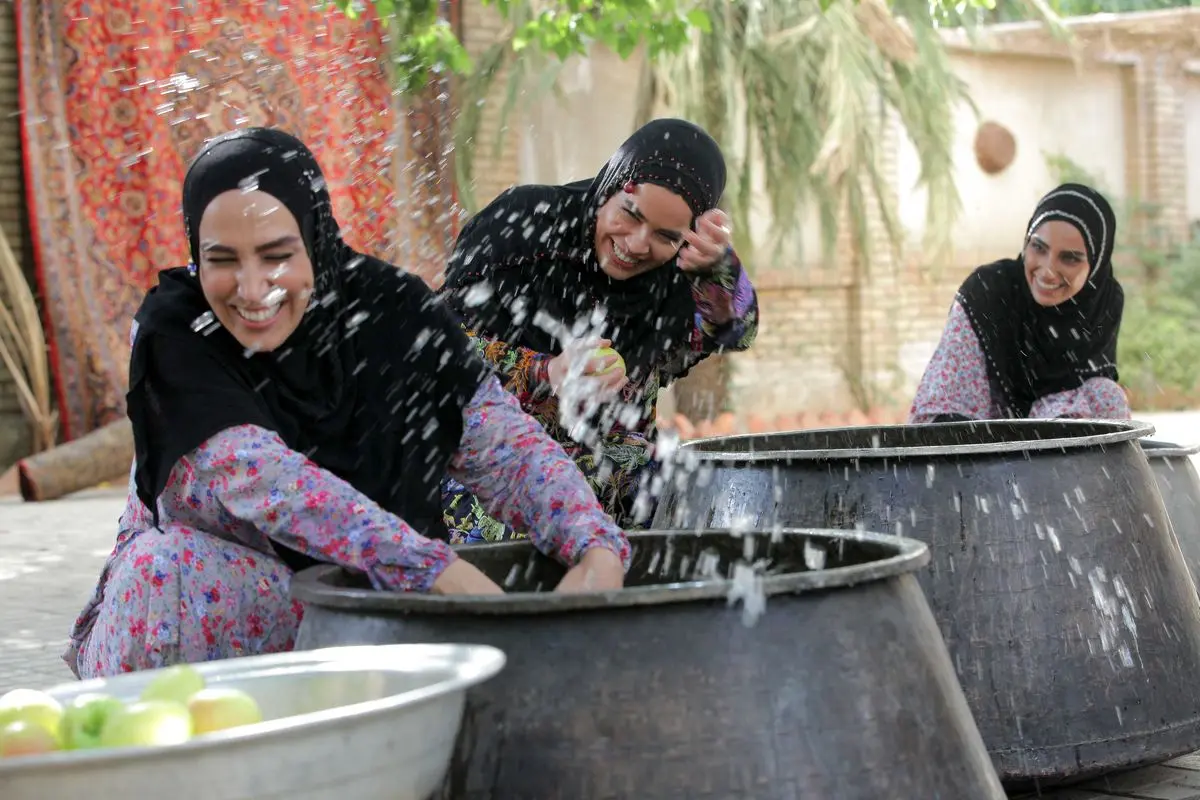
[{"xmin": 16, "ymin": 0, "xmax": 459, "ymax": 440}]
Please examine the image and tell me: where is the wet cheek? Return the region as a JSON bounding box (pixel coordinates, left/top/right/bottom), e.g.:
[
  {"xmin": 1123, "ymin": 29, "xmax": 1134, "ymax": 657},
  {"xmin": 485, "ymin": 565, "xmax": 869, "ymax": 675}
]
[{"xmin": 200, "ymin": 274, "xmax": 235, "ymax": 305}]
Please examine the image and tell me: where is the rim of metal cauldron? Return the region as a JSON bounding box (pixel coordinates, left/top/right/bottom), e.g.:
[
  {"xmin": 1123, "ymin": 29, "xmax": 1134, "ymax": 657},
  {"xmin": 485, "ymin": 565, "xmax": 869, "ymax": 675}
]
[
  {"xmin": 290, "ymin": 528, "xmax": 930, "ymax": 615},
  {"xmin": 677, "ymin": 418, "xmax": 1155, "ymax": 462},
  {"xmin": 1140, "ymin": 439, "xmax": 1200, "ymax": 459}
]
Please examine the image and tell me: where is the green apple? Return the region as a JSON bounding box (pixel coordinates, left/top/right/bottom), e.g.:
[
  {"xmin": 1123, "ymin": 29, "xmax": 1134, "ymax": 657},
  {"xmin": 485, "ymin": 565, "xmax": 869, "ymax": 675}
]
[
  {"xmin": 98, "ymin": 700, "xmax": 192, "ymax": 749},
  {"xmin": 59, "ymin": 692, "xmax": 126, "ymax": 750},
  {"xmin": 0, "ymin": 688, "xmax": 63, "ymax": 739},
  {"xmin": 188, "ymin": 688, "xmax": 263, "ymax": 736},
  {"xmin": 592, "ymin": 346, "xmax": 626, "ymax": 377},
  {"xmin": 0, "ymin": 720, "xmax": 60, "ymax": 758},
  {"xmin": 139, "ymin": 664, "xmax": 206, "ymax": 705}
]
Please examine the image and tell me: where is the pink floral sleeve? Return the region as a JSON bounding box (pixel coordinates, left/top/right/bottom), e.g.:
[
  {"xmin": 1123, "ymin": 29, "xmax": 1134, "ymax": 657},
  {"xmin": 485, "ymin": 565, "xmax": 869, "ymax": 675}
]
[
  {"xmin": 910, "ymin": 301, "xmax": 1133, "ymax": 423},
  {"xmin": 1029, "ymin": 378, "xmax": 1131, "ymax": 419},
  {"xmin": 909, "ymin": 301, "xmax": 993, "ymax": 423},
  {"xmin": 164, "ymin": 425, "xmax": 458, "ymax": 594},
  {"xmin": 448, "ymin": 377, "xmax": 632, "ymax": 569},
  {"xmin": 159, "ymin": 376, "xmax": 629, "ymax": 597}
]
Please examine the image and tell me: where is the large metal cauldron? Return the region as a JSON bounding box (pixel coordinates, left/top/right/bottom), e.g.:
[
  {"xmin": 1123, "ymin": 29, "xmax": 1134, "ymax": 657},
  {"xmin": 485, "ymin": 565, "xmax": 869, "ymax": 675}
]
[
  {"xmin": 292, "ymin": 529, "xmax": 1005, "ymax": 800},
  {"xmin": 1142, "ymin": 440, "xmax": 1200, "ymax": 589},
  {"xmin": 652, "ymin": 420, "xmax": 1200, "ymax": 786}
]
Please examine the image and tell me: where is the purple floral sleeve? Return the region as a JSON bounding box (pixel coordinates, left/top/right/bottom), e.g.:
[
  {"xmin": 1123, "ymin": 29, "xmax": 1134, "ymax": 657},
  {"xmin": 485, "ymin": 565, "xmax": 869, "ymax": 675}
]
[
  {"xmin": 449, "ymin": 376, "xmax": 632, "ymax": 569},
  {"xmin": 163, "ymin": 425, "xmax": 459, "ymax": 593},
  {"xmin": 910, "ymin": 301, "xmax": 1132, "ymax": 422},
  {"xmin": 1030, "ymin": 378, "xmax": 1131, "ymax": 419},
  {"xmin": 687, "ymin": 250, "xmax": 758, "ymax": 354},
  {"xmin": 909, "ymin": 301, "xmax": 993, "ymax": 423}
]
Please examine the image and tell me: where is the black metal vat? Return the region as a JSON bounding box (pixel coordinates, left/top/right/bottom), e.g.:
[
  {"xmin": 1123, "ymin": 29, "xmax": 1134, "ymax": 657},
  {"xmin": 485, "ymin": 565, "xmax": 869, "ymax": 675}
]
[
  {"xmin": 1142, "ymin": 440, "xmax": 1200, "ymax": 589},
  {"xmin": 292, "ymin": 529, "xmax": 1005, "ymax": 800},
  {"xmin": 651, "ymin": 420, "xmax": 1200, "ymax": 786}
]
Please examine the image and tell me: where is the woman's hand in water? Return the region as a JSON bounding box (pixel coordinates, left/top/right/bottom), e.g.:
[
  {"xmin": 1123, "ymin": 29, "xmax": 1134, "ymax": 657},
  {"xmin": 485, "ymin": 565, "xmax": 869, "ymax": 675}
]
[
  {"xmin": 430, "ymin": 558, "xmax": 505, "ymax": 595},
  {"xmin": 555, "ymin": 546, "xmax": 626, "ymax": 594},
  {"xmin": 678, "ymin": 209, "xmax": 733, "ymax": 272},
  {"xmin": 546, "ymin": 339, "xmax": 628, "ymax": 395}
]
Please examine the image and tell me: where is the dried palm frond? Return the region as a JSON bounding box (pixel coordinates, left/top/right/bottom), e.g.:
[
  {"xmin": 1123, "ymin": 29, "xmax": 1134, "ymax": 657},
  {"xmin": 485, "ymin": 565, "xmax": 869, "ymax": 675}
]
[
  {"xmin": 654, "ymin": 0, "xmax": 969, "ymax": 269},
  {"xmin": 0, "ymin": 224, "xmax": 56, "ymax": 453}
]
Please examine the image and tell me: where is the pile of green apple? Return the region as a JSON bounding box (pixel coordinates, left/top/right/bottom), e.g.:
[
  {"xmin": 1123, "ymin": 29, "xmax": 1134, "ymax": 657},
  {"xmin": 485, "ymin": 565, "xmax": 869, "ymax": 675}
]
[{"xmin": 0, "ymin": 665, "xmax": 263, "ymax": 759}]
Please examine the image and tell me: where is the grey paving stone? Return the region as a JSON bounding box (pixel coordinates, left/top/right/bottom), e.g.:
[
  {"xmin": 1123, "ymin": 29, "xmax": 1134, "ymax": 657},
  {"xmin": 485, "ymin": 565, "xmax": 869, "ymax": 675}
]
[{"xmin": 0, "ymin": 490, "xmax": 124, "ymax": 693}]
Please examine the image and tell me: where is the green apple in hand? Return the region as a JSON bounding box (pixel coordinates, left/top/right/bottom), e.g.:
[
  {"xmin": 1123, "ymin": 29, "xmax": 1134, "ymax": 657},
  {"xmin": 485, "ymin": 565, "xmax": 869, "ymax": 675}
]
[
  {"xmin": 0, "ymin": 720, "xmax": 60, "ymax": 757},
  {"xmin": 59, "ymin": 692, "xmax": 126, "ymax": 750},
  {"xmin": 0, "ymin": 688, "xmax": 63, "ymax": 740},
  {"xmin": 592, "ymin": 346, "xmax": 625, "ymax": 377},
  {"xmin": 188, "ymin": 688, "xmax": 264, "ymax": 735},
  {"xmin": 98, "ymin": 700, "xmax": 192, "ymax": 748},
  {"xmin": 140, "ymin": 664, "xmax": 206, "ymax": 705}
]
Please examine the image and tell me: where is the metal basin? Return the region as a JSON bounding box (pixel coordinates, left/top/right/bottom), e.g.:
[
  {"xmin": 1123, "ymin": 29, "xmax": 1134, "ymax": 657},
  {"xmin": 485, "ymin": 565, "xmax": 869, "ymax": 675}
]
[
  {"xmin": 651, "ymin": 420, "xmax": 1200, "ymax": 786},
  {"xmin": 292, "ymin": 529, "xmax": 1006, "ymax": 800},
  {"xmin": 1142, "ymin": 439, "xmax": 1200, "ymax": 589},
  {"xmin": 1, "ymin": 644, "xmax": 506, "ymax": 800}
]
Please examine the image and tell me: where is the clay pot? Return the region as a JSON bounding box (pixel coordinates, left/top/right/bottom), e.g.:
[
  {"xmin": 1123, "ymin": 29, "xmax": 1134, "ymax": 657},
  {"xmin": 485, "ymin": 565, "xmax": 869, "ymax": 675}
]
[
  {"xmin": 775, "ymin": 413, "xmax": 802, "ymax": 432},
  {"xmin": 712, "ymin": 412, "xmax": 738, "ymax": 436},
  {"xmin": 975, "ymin": 121, "xmax": 1017, "ymax": 176},
  {"xmin": 747, "ymin": 414, "xmax": 772, "ymax": 434}
]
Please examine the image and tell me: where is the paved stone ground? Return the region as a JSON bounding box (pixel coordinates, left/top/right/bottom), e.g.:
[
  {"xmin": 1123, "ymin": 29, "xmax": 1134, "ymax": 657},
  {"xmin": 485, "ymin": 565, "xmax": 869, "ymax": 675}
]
[
  {"xmin": 0, "ymin": 488, "xmax": 124, "ymax": 693},
  {"xmin": 2, "ymin": 412, "xmax": 1199, "ymax": 696}
]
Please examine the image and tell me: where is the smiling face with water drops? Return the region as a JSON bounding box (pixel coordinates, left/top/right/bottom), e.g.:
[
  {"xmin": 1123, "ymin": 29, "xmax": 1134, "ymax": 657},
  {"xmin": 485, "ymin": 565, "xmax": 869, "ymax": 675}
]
[
  {"xmin": 1023, "ymin": 220, "xmax": 1091, "ymax": 307},
  {"xmin": 594, "ymin": 183, "xmax": 692, "ymax": 280},
  {"xmin": 197, "ymin": 189, "xmax": 314, "ymax": 352}
]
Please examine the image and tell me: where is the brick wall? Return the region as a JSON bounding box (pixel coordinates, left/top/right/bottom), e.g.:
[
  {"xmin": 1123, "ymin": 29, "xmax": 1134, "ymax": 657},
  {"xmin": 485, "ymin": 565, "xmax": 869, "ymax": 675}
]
[
  {"xmin": 0, "ymin": 0, "xmax": 34, "ymax": 469},
  {"xmin": 730, "ymin": 281, "xmax": 854, "ymax": 413},
  {"xmin": 1141, "ymin": 56, "xmax": 1188, "ymax": 245},
  {"xmin": 457, "ymin": 0, "xmax": 521, "ymax": 210}
]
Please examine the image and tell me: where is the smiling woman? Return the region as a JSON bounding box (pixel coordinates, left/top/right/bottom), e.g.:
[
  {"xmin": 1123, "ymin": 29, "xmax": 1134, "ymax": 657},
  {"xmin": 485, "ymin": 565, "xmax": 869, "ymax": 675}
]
[
  {"xmin": 64, "ymin": 127, "xmax": 633, "ymax": 679},
  {"xmin": 438, "ymin": 118, "xmax": 759, "ymax": 544},
  {"xmin": 909, "ymin": 183, "xmax": 1129, "ymax": 423}
]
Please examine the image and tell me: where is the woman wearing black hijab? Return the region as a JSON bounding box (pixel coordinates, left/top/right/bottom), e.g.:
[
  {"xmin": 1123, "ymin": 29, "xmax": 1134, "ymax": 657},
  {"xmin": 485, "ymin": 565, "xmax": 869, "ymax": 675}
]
[
  {"xmin": 909, "ymin": 183, "xmax": 1129, "ymax": 422},
  {"xmin": 439, "ymin": 118, "xmax": 758, "ymax": 542},
  {"xmin": 65, "ymin": 128, "xmax": 631, "ymax": 679}
]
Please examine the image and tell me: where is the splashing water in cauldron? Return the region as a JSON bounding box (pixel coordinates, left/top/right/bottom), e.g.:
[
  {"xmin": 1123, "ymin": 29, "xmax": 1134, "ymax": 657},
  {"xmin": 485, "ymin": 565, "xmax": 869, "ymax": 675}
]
[{"xmin": 653, "ymin": 420, "xmax": 1160, "ymax": 682}]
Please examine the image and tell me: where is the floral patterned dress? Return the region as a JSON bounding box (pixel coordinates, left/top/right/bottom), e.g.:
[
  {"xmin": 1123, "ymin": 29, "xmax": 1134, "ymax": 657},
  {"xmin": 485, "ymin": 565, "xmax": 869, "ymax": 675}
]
[
  {"xmin": 66, "ymin": 376, "xmax": 631, "ymax": 679},
  {"xmin": 909, "ymin": 300, "xmax": 1131, "ymax": 422},
  {"xmin": 443, "ymin": 255, "xmax": 759, "ymax": 543}
]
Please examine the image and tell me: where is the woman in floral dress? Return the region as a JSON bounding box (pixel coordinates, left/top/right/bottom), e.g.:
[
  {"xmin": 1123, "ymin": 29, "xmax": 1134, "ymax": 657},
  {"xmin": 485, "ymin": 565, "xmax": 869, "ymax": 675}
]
[
  {"xmin": 439, "ymin": 118, "xmax": 757, "ymax": 543},
  {"xmin": 66, "ymin": 128, "xmax": 630, "ymax": 679},
  {"xmin": 910, "ymin": 183, "xmax": 1130, "ymax": 423}
]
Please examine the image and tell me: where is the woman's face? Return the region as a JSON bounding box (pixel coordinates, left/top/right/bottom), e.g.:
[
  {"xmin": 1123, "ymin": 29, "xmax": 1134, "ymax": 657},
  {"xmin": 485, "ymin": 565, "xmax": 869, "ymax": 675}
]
[
  {"xmin": 1023, "ymin": 219, "xmax": 1091, "ymax": 307},
  {"xmin": 594, "ymin": 183, "xmax": 692, "ymax": 281},
  {"xmin": 197, "ymin": 189, "xmax": 315, "ymax": 352}
]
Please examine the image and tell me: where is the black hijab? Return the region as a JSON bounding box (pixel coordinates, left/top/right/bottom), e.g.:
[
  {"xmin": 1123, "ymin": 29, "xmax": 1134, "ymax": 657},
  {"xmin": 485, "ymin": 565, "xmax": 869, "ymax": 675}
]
[
  {"xmin": 127, "ymin": 128, "xmax": 488, "ymax": 569},
  {"xmin": 955, "ymin": 182, "xmax": 1123, "ymax": 418},
  {"xmin": 439, "ymin": 118, "xmax": 727, "ymax": 380}
]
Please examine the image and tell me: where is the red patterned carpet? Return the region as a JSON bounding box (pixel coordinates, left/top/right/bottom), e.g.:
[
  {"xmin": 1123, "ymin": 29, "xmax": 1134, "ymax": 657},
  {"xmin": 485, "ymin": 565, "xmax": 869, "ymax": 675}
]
[{"xmin": 16, "ymin": 0, "xmax": 458, "ymax": 440}]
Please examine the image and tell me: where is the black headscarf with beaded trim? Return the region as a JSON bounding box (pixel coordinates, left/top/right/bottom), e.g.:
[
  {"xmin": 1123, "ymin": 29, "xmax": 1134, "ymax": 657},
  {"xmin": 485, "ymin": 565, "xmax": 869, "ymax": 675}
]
[
  {"xmin": 127, "ymin": 128, "xmax": 488, "ymax": 567},
  {"xmin": 439, "ymin": 118, "xmax": 727, "ymax": 380},
  {"xmin": 955, "ymin": 182, "xmax": 1123, "ymax": 418}
]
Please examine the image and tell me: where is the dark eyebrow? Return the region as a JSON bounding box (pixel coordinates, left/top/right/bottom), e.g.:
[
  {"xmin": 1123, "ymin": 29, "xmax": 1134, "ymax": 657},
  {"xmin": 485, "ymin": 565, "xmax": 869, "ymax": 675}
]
[
  {"xmin": 255, "ymin": 235, "xmax": 302, "ymax": 253},
  {"xmin": 623, "ymin": 199, "xmax": 684, "ymax": 241},
  {"xmin": 201, "ymin": 235, "xmax": 302, "ymax": 255}
]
